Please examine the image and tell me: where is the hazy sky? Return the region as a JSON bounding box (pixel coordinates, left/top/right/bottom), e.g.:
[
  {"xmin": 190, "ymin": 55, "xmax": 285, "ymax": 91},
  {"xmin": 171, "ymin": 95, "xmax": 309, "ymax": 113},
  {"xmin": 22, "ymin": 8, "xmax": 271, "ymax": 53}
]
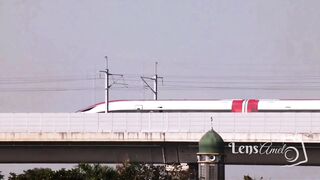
[
  {"xmin": 1, "ymin": 1, "xmax": 320, "ymax": 178},
  {"xmin": 2, "ymin": 0, "xmax": 320, "ymax": 112}
]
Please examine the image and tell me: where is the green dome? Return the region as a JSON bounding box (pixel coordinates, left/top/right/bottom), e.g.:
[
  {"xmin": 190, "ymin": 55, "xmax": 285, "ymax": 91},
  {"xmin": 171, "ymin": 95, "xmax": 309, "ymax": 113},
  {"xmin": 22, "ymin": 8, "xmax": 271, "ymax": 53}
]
[{"xmin": 199, "ymin": 129, "xmax": 224, "ymax": 154}]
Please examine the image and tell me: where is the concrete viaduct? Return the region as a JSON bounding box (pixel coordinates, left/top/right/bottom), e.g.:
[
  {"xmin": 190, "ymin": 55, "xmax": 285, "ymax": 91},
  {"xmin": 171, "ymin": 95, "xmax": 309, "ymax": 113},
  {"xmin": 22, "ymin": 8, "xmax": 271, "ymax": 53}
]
[{"xmin": 0, "ymin": 113, "xmax": 319, "ymax": 165}]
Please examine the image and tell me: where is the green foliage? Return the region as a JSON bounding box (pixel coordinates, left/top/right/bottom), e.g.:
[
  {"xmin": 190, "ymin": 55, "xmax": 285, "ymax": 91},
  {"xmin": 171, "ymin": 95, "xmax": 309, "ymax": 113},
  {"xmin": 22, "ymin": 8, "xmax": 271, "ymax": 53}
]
[
  {"xmin": 165, "ymin": 163, "xmax": 193, "ymax": 180},
  {"xmin": 8, "ymin": 168, "xmax": 54, "ymax": 180},
  {"xmin": 244, "ymin": 175, "xmax": 263, "ymax": 180},
  {"xmin": 77, "ymin": 163, "xmax": 118, "ymax": 180},
  {"xmin": 0, "ymin": 171, "xmax": 4, "ymax": 180},
  {"xmin": 244, "ymin": 175, "xmax": 254, "ymax": 180},
  {"xmin": 53, "ymin": 168, "xmax": 85, "ymax": 180},
  {"xmin": 6, "ymin": 162, "xmax": 193, "ymax": 180},
  {"xmin": 117, "ymin": 161, "xmax": 194, "ymax": 180},
  {"xmin": 116, "ymin": 161, "xmax": 166, "ymax": 180}
]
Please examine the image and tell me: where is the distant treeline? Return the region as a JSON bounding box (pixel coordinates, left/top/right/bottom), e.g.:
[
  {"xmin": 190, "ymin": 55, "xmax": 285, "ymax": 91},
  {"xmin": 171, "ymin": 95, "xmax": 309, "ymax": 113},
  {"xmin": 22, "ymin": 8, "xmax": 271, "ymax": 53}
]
[
  {"xmin": 0, "ymin": 162, "xmax": 195, "ymax": 180},
  {"xmin": 0, "ymin": 163, "xmax": 259, "ymax": 180}
]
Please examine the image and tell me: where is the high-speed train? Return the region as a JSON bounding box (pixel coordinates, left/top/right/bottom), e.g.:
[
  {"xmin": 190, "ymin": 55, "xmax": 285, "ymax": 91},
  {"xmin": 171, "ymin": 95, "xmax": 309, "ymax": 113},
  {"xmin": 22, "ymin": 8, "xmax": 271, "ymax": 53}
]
[{"xmin": 79, "ymin": 99, "xmax": 320, "ymax": 113}]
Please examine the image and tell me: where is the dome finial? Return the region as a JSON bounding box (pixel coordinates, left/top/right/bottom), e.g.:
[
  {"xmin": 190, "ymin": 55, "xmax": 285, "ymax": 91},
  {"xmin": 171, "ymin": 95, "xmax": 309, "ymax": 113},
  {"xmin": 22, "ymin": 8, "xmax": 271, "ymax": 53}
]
[{"xmin": 210, "ymin": 116, "xmax": 214, "ymax": 130}]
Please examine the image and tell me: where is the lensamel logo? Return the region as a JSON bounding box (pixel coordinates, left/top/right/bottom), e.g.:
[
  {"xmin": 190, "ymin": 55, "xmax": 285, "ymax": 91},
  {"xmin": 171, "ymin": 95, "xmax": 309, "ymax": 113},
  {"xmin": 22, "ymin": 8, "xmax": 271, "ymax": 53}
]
[{"xmin": 228, "ymin": 141, "xmax": 308, "ymax": 167}]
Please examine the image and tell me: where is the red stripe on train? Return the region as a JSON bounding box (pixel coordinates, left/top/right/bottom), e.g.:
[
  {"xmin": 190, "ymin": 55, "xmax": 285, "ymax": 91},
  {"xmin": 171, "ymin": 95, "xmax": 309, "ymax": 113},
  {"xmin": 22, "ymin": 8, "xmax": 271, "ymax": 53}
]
[
  {"xmin": 247, "ymin": 99, "xmax": 259, "ymax": 112},
  {"xmin": 232, "ymin": 100, "xmax": 244, "ymax": 112}
]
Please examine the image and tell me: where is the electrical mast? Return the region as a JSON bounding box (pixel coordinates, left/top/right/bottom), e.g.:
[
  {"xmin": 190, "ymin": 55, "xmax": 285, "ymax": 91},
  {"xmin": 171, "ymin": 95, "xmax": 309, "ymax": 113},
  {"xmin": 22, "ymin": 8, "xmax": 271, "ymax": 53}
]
[
  {"xmin": 100, "ymin": 56, "xmax": 125, "ymax": 113},
  {"xmin": 141, "ymin": 62, "xmax": 163, "ymax": 100}
]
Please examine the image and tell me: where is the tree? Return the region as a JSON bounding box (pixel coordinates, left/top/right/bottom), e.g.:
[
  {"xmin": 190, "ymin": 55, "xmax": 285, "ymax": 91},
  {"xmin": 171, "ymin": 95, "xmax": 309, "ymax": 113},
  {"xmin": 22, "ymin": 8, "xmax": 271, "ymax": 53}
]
[
  {"xmin": 116, "ymin": 161, "xmax": 193, "ymax": 180},
  {"xmin": 53, "ymin": 168, "xmax": 85, "ymax": 180},
  {"xmin": 117, "ymin": 161, "xmax": 140, "ymax": 180},
  {"xmin": 244, "ymin": 175, "xmax": 254, "ymax": 180},
  {"xmin": 77, "ymin": 163, "xmax": 118, "ymax": 180},
  {"xmin": 8, "ymin": 168, "xmax": 54, "ymax": 180},
  {"xmin": 6, "ymin": 163, "xmax": 193, "ymax": 180},
  {"xmin": 244, "ymin": 175, "xmax": 263, "ymax": 180}
]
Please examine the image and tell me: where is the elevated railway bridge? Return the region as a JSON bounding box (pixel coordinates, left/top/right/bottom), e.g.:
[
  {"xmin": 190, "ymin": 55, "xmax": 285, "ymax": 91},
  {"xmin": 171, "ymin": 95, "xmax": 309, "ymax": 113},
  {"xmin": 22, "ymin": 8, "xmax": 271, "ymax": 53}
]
[{"xmin": 0, "ymin": 113, "xmax": 319, "ymax": 165}]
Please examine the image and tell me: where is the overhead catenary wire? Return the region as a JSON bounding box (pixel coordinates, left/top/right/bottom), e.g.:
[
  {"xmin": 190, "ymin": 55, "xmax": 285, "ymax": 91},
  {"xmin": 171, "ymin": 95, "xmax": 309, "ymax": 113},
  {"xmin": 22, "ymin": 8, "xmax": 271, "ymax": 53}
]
[
  {"xmin": 3, "ymin": 84, "xmax": 320, "ymax": 93},
  {"xmin": 3, "ymin": 73, "xmax": 320, "ymax": 83},
  {"xmin": 2, "ymin": 73, "xmax": 320, "ymax": 93}
]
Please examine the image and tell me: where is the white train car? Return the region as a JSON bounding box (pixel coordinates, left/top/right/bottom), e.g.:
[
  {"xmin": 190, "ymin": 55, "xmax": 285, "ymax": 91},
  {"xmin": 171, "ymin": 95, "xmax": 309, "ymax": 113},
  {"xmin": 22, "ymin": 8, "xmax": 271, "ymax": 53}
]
[
  {"xmin": 109, "ymin": 100, "xmax": 233, "ymax": 112},
  {"xmin": 79, "ymin": 99, "xmax": 320, "ymax": 113},
  {"xmin": 79, "ymin": 100, "xmax": 235, "ymax": 113},
  {"xmin": 258, "ymin": 99, "xmax": 320, "ymax": 112}
]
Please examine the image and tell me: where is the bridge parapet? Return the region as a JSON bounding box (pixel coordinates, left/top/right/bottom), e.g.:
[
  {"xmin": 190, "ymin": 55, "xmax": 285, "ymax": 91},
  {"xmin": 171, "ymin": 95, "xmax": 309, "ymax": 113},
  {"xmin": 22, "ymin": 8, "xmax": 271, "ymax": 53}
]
[{"xmin": 0, "ymin": 113, "xmax": 319, "ymax": 142}]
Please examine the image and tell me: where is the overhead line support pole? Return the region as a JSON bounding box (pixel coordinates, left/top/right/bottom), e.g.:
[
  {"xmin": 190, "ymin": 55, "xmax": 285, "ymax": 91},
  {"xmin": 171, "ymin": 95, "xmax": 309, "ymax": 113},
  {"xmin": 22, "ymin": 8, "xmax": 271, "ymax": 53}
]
[
  {"xmin": 100, "ymin": 56, "xmax": 125, "ymax": 113},
  {"xmin": 141, "ymin": 62, "xmax": 162, "ymax": 100},
  {"xmin": 99, "ymin": 56, "xmax": 110, "ymax": 113}
]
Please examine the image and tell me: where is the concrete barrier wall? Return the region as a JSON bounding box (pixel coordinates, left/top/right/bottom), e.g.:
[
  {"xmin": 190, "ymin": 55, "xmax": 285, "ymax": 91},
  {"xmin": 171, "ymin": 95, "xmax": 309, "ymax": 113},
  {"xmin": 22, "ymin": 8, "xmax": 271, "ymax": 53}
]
[
  {"xmin": 0, "ymin": 113, "xmax": 319, "ymax": 142},
  {"xmin": 0, "ymin": 113, "xmax": 319, "ymax": 133}
]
